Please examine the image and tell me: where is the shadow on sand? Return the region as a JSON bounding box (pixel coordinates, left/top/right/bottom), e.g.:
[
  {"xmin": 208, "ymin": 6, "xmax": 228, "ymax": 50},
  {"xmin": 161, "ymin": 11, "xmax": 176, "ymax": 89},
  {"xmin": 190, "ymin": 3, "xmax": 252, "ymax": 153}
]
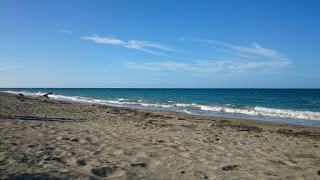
[
  {"xmin": 0, "ymin": 115, "xmax": 85, "ymax": 123},
  {"xmin": 5, "ymin": 172, "xmax": 66, "ymax": 180}
]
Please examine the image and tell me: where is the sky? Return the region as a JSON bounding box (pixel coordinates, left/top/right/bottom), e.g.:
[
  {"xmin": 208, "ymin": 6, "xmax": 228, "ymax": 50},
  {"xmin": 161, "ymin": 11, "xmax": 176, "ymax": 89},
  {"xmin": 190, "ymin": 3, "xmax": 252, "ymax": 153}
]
[{"xmin": 0, "ymin": 0, "xmax": 320, "ymax": 88}]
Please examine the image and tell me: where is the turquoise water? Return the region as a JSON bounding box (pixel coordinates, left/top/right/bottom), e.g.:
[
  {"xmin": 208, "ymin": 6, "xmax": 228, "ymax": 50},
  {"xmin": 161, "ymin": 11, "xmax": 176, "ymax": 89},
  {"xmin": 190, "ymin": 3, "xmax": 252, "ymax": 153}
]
[{"xmin": 2, "ymin": 88, "xmax": 320, "ymax": 127}]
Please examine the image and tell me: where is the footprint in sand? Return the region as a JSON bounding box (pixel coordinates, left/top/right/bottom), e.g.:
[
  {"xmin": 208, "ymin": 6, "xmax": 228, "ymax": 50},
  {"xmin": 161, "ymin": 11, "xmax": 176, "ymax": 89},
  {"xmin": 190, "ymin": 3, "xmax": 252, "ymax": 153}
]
[
  {"xmin": 194, "ymin": 171, "xmax": 208, "ymax": 179},
  {"xmin": 76, "ymin": 159, "xmax": 86, "ymax": 166},
  {"xmin": 90, "ymin": 165, "xmax": 125, "ymax": 178},
  {"xmin": 91, "ymin": 166, "xmax": 115, "ymax": 177}
]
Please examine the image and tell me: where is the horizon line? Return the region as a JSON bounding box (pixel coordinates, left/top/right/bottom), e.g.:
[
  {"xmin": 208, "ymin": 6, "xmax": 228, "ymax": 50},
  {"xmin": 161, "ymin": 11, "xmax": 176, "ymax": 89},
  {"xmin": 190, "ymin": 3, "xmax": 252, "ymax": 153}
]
[{"xmin": 1, "ymin": 87, "xmax": 319, "ymax": 89}]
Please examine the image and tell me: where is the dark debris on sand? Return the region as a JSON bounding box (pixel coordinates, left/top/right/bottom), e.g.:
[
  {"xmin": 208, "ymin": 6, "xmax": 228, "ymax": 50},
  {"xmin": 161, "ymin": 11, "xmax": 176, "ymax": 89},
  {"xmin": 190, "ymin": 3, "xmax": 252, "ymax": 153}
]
[
  {"xmin": 276, "ymin": 129, "xmax": 320, "ymax": 139},
  {"xmin": 222, "ymin": 165, "xmax": 239, "ymax": 171}
]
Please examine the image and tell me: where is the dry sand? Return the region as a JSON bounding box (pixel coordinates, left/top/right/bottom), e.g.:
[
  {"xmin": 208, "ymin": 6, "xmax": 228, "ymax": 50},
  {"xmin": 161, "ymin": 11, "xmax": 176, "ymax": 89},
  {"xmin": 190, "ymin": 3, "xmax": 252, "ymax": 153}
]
[{"xmin": 0, "ymin": 92, "xmax": 320, "ymax": 179}]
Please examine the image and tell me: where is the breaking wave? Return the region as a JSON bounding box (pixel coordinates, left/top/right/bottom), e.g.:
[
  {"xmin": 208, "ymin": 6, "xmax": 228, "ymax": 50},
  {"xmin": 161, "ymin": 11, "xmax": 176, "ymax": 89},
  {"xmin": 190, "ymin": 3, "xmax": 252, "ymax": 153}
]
[
  {"xmin": 3, "ymin": 90, "xmax": 320, "ymax": 121},
  {"xmin": 175, "ymin": 103, "xmax": 320, "ymax": 120}
]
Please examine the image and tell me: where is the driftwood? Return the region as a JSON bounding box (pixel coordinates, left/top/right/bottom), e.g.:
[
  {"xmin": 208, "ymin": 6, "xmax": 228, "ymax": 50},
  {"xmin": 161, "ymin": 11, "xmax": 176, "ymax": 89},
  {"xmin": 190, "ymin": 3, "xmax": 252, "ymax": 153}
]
[
  {"xmin": 42, "ymin": 92, "xmax": 53, "ymax": 99},
  {"xmin": 16, "ymin": 93, "xmax": 25, "ymax": 101}
]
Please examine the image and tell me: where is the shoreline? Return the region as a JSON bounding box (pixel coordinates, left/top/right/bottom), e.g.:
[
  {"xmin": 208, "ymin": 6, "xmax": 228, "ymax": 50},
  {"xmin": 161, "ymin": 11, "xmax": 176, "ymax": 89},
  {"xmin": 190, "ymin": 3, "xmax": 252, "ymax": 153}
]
[
  {"xmin": 1, "ymin": 92, "xmax": 320, "ymax": 179},
  {"xmin": 2, "ymin": 91, "xmax": 320, "ymax": 128}
]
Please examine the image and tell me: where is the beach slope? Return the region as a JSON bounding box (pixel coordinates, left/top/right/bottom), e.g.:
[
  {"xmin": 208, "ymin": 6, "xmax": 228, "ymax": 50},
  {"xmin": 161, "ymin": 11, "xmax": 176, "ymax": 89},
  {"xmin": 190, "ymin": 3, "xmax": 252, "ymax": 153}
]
[{"xmin": 0, "ymin": 92, "xmax": 319, "ymax": 179}]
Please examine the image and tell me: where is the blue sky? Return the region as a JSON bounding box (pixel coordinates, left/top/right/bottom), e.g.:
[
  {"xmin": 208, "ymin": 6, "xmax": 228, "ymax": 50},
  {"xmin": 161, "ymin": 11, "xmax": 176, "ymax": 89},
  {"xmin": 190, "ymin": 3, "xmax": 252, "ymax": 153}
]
[{"xmin": 1, "ymin": 0, "xmax": 320, "ymax": 88}]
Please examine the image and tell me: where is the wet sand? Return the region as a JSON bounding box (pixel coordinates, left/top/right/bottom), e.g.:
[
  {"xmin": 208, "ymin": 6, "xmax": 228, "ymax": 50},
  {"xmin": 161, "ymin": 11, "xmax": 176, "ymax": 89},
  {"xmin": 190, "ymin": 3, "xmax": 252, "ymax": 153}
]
[{"xmin": 0, "ymin": 92, "xmax": 320, "ymax": 179}]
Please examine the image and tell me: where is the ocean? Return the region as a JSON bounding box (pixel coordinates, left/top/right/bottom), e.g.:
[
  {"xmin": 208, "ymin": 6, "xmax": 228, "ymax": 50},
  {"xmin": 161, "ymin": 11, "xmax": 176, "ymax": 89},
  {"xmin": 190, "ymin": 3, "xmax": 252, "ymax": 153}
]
[{"xmin": 1, "ymin": 88, "xmax": 320, "ymax": 127}]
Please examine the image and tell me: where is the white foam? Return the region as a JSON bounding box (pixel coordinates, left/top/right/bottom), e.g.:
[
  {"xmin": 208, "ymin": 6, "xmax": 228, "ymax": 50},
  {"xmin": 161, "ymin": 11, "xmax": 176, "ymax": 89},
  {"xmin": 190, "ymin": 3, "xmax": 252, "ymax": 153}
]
[
  {"xmin": 2, "ymin": 90, "xmax": 320, "ymax": 121},
  {"xmin": 2, "ymin": 90, "xmax": 172, "ymax": 108},
  {"xmin": 183, "ymin": 109, "xmax": 195, "ymax": 115},
  {"xmin": 117, "ymin": 98, "xmax": 129, "ymax": 101},
  {"xmin": 197, "ymin": 104, "xmax": 320, "ymax": 120},
  {"xmin": 140, "ymin": 102, "xmax": 173, "ymax": 108},
  {"xmin": 175, "ymin": 102, "xmax": 320, "ymax": 120},
  {"xmin": 176, "ymin": 103, "xmax": 199, "ymax": 108},
  {"xmin": 253, "ymin": 106, "xmax": 320, "ymax": 120}
]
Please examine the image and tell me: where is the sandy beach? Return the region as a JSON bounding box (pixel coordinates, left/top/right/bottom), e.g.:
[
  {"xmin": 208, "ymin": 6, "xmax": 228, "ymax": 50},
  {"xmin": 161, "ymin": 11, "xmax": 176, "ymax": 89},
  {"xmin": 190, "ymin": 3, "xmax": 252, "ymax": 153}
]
[{"xmin": 0, "ymin": 92, "xmax": 319, "ymax": 179}]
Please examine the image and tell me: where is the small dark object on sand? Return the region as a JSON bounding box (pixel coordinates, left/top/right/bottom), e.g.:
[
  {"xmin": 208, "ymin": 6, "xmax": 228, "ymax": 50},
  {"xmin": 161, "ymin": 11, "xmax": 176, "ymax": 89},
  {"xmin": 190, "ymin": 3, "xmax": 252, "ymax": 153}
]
[
  {"xmin": 70, "ymin": 138, "xmax": 79, "ymax": 142},
  {"xmin": 77, "ymin": 159, "xmax": 86, "ymax": 166},
  {"xmin": 222, "ymin": 165, "xmax": 238, "ymax": 171},
  {"xmin": 317, "ymin": 170, "xmax": 320, "ymax": 175},
  {"xmin": 16, "ymin": 93, "xmax": 25, "ymax": 101},
  {"xmin": 130, "ymin": 162, "xmax": 147, "ymax": 168},
  {"xmin": 91, "ymin": 166, "xmax": 115, "ymax": 177},
  {"xmin": 42, "ymin": 92, "xmax": 53, "ymax": 99}
]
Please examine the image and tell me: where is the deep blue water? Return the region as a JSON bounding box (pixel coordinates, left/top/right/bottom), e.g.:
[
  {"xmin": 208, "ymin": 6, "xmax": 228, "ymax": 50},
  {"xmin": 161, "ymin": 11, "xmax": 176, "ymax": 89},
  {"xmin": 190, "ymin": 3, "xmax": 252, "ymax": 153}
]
[{"xmin": 1, "ymin": 88, "xmax": 320, "ymax": 127}]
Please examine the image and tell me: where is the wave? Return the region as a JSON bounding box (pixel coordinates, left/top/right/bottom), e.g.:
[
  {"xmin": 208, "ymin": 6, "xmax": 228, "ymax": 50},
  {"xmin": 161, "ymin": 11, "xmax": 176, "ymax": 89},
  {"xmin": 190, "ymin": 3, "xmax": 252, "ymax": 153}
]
[
  {"xmin": 2, "ymin": 90, "xmax": 174, "ymax": 108},
  {"xmin": 175, "ymin": 103, "xmax": 320, "ymax": 120},
  {"xmin": 2, "ymin": 90, "xmax": 320, "ymax": 121}
]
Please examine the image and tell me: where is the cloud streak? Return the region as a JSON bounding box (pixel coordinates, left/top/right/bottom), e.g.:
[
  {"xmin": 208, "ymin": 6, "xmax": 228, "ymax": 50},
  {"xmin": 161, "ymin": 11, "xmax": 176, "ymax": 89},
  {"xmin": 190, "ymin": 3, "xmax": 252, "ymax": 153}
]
[
  {"xmin": 82, "ymin": 35, "xmax": 174, "ymax": 57},
  {"xmin": 58, "ymin": 29, "xmax": 72, "ymax": 34},
  {"xmin": 125, "ymin": 60, "xmax": 230, "ymax": 74},
  {"xmin": 0, "ymin": 63, "xmax": 23, "ymax": 71},
  {"xmin": 82, "ymin": 35, "xmax": 290, "ymax": 74},
  {"xmin": 126, "ymin": 59, "xmax": 290, "ymax": 74},
  {"xmin": 180, "ymin": 38, "xmax": 291, "ymax": 72},
  {"xmin": 126, "ymin": 39, "xmax": 291, "ymax": 74},
  {"xmin": 187, "ymin": 38, "xmax": 282, "ymax": 59}
]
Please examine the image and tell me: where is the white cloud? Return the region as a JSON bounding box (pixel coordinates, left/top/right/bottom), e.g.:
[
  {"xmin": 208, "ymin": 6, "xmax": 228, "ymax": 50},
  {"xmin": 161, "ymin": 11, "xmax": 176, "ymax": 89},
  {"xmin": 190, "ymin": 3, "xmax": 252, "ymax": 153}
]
[
  {"xmin": 58, "ymin": 29, "xmax": 72, "ymax": 34},
  {"xmin": 82, "ymin": 35, "xmax": 174, "ymax": 57},
  {"xmin": 0, "ymin": 63, "xmax": 23, "ymax": 71},
  {"xmin": 82, "ymin": 36, "xmax": 125, "ymax": 45},
  {"xmin": 125, "ymin": 61, "xmax": 224, "ymax": 73},
  {"xmin": 0, "ymin": 63, "xmax": 8, "ymax": 71},
  {"xmin": 83, "ymin": 35, "xmax": 290, "ymax": 74},
  {"xmin": 126, "ymin": 40, "xmax": 175, "ymax": 51},
  {"xmin": 126, "ymin": 58, "xmax": 290, "ymax": 74},
  {"xmin": 126, "ymin": 39, "xmax": 291, "ymax": 74},
  {"xmin": 181, "ymin": 37, "xmax": 283, "ymax": 57},
  {"xmin": 180, "ymin": 38, "xmax": 291, "ymax": 72}
]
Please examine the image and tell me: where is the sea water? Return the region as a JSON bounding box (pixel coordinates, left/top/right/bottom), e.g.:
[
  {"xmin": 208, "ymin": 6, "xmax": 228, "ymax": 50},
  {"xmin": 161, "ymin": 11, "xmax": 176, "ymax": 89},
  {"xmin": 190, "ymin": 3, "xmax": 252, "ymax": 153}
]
[{"xmin": 2, "ymin": 88, "xmax": 320, "ymax": 127}]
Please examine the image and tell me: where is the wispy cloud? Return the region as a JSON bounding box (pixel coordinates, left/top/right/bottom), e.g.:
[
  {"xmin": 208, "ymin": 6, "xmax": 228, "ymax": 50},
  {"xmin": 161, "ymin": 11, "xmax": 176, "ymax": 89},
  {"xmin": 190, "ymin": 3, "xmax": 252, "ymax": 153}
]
[
  {"xmin": 126, "ymin": 40, "xmax": 175, "ymax": 51},
  {"xmin": 82, "ymin": 35, "xmax": 125, "ymax": 45},
  {"xmin": 125, "ymin": 58, "xmax": 290, "ymax": 74},
  {"xmin": 58, "ymin": 29, "xmax": 72, "ymax": 34},
  {"xmin": 182, "ymin": 38, "xmax": 281, "ymax": 58},
  {"xmin": 82, "ymin": 35, "xmax": 174, "ymax": 57},
  {"xmin": 126, "ymin": 39, "xmax": 291, "ymax": 74},
  {"xmin": 180, "ymin": 38, "xmax": 291, "ymax": 72},
  {"xmin": 0, "ymin": 63, "xmax": 23, "ymax": 71},
  {"xmin": 125, "ymin": 61, "xmax": 224, "ymax": 73}
]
